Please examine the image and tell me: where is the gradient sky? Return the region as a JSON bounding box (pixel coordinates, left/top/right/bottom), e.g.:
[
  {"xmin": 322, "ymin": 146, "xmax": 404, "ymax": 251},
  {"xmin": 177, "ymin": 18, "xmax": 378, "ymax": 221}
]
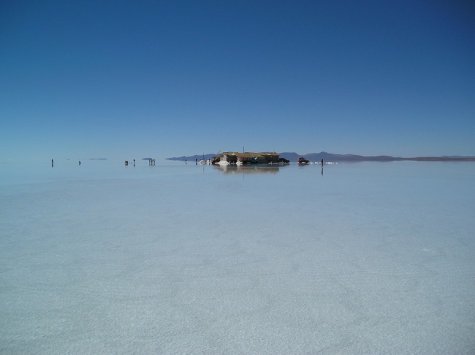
[{"xmin": 1, "ymin": 0, "xmax": 474, "ymax": 161}]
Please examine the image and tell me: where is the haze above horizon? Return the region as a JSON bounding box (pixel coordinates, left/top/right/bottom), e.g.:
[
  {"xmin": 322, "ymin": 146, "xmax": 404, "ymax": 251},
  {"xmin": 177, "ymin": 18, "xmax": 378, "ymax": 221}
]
[{"xmin": 1, "ymin": 0, "xmax": 474, "ymax": 162}]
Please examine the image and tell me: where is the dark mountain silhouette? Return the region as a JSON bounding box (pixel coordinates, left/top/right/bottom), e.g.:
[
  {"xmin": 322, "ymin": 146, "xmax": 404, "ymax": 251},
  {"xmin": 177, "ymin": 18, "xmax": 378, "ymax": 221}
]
[
  {"xmin": 168, "ymin": 154, "xmax": 216, "ymax": 161},
  {"xmin": 278, "ymin": 152, "xmax": 399, "ymax": 162}
]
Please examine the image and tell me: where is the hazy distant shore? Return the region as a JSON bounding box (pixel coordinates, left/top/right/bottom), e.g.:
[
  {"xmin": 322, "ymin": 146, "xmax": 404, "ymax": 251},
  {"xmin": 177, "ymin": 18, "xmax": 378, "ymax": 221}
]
[{"xmin": 168, "ymin": 152, "xmax": 475, "ymax": 162}]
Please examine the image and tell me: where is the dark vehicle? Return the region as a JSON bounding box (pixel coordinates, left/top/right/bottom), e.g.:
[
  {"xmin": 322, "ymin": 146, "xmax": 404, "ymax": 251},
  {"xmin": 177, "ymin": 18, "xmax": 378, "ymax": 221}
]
[{"xmin": 298, "ymin": 157, "xmax": 309, "ymax": 165}]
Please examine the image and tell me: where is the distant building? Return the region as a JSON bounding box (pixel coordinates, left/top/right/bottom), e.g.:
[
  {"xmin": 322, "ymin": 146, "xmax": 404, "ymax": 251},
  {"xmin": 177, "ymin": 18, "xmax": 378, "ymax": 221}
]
[{"xmin": 212, "ymin": 152, "xmax": 289, "ymax": 166}]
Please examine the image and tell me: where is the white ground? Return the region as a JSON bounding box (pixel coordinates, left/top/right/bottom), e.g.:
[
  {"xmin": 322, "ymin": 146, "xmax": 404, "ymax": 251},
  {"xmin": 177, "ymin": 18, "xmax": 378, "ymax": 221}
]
[{"xmin": 1, "ymin": 161, "xmax": 474, "ymax": 354}]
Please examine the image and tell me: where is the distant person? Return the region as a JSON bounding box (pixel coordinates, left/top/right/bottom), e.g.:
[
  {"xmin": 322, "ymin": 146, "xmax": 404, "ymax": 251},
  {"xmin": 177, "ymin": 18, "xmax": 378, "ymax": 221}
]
[
  {"xmin": 125, "ymin": 160, "xmax": 128, "ymax": 166},
  {"xmin": 51, "ymin": 159, "xmax": 54, "ymax": 168},
  {"xmin": 79, "ymin": 161, "xmax": 81, "ymax": 166},
  {"xmin": 321, "ymin": 159, "xmax": 324, "ymax": 166}
]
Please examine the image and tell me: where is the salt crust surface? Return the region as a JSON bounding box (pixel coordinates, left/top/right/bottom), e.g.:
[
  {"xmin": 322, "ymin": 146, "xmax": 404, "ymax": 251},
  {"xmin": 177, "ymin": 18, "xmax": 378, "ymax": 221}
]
[{"xmin": 1, "ymin": 161, "xmax": 475, "ymax": 354}]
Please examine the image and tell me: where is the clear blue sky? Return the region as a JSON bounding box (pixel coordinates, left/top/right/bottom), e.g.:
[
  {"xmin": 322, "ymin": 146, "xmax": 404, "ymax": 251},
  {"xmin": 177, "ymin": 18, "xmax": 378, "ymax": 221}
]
[{"xmin": 1, "ymin": 0, "xmax": 474, "ymax": 161}]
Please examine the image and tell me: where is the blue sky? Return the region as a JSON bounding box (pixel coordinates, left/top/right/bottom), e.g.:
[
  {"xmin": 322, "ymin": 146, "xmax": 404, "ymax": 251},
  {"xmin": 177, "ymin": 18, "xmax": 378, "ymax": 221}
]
[{"xmin": 1, "ymin": 0, "xmax": 474, "ymax": 161}]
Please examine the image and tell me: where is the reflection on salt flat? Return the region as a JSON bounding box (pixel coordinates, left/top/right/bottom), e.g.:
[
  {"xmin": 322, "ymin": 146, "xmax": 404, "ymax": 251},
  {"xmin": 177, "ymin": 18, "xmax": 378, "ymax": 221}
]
[
  {"xmin": 213, "ymin": 163, "xmax": 327, "ymax": 175},
  {"xmin": 214, "ymin": 164, "xmax": 285, "ymax": 174},
  {"xmin": 1, "ymin": 162, "xmax": 475, "ymax": 354}
]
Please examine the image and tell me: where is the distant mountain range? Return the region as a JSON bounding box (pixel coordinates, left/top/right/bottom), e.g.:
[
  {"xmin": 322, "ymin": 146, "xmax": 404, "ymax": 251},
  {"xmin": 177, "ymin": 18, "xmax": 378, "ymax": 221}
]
[
  {"xmin": 168, "ymin": 152, "xmax": 475, "ymax": 162},
  {"xmin": 279, "ymin": 152, "xmax": 475, "ymax": 162},
  {"xmin": 167, "ymin": 154, "xmax": 217, "ymax": 161}
]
